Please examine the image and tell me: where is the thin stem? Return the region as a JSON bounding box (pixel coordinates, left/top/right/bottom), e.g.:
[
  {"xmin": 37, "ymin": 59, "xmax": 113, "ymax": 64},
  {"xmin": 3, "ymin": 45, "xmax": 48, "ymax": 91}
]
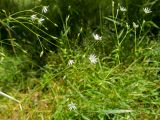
[
  {"xmin": 134, "ymin": 29, "xmax": 137, "ymax": 54},
  {"xmin": 0, "ymin": 91, "xmax": 19, "ymax": 103},
  {"xmin": 112, "ymin": 0, "xmax": 120, "ymax": 64}
]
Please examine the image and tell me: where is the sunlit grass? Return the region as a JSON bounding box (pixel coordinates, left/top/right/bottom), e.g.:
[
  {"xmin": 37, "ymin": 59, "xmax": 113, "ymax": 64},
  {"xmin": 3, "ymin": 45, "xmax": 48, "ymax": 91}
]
[{"xmin": 0, "ymin": 42, "xmax": 160, "ymax": 119}]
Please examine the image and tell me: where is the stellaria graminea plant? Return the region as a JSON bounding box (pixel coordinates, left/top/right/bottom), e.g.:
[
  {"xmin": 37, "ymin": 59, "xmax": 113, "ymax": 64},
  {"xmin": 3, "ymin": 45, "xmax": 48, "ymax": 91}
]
[
  {"xmin": 120, "ymin": 6, "xmax": 127, "ymax": 12},
  {"xmin": 89, "ymin": 54, "xmax": 97, "ymax": 64},
  {"xmin": 68, "ymin": 60, "xmax": 75, "ymax": 66},
  {"xmin": 42, "ymin": 6, "xmax": 49, "ymax": 13},
  {"xmin": 92, "ymin": 33, "xmax": 102, "ymax": 41},
  {"xmin": 68, "ymin": 102, "xmax": 77, "ymax": 111},
  {"xmin": 143, "ymin": 7, "xmax": 152, "ymax": 14},
  {"xmin": 31, "ymin": 14, "xmax": 37, "ymax": 22},
  {"xmin": 38, "ymin": 18, "xmax": 45, "ymax": 26},
  {"xmin": 133, "ymin": 22, "xmax": 139, "ymax": 29}
]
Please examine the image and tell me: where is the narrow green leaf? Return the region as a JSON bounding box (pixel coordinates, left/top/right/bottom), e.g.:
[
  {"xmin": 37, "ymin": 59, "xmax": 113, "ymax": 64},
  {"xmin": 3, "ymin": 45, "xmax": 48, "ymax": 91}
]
[{"xmin": 100, "ymin": 109, "xmax": 133, "ymax": 114}]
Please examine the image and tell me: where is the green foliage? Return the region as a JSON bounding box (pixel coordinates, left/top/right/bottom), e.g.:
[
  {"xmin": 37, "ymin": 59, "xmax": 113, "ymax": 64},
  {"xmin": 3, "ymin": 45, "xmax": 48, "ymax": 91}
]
[{"xmin": 0, "ymin": 0, "xmax": 160, "ymax": 119}]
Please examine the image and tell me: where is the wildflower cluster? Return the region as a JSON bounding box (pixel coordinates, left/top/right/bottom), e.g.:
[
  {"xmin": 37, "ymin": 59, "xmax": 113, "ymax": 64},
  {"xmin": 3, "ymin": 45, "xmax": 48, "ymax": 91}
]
[
  {"xmin": 30, "ymin": 15, "xmax": 45, "ymax": 25},
  {"xmin": 119, "ymin": 6, "xmax": 152, "ymax": 14},
  {"xmin": 68, "ymin": 54, "xmax": 98, "ymax": 65},
  {"xmin": 132, "ymin": 7, "xmax": 152, "ymax": 29},
  {"xmin": 30, "ymin": 6, "xmax": 49, "ymax": 25}
]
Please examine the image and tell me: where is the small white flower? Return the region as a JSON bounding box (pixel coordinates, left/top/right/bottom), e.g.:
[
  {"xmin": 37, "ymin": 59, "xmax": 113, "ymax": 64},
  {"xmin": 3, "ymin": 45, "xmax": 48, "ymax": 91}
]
[
  {"xmin": 42, "ymin": 6, "xmax": 49, "ymax": 13},
  {"xmin": 68, "ymin": 60, "xmax": 75, "ymax": 66},
  {"xmin": 92, "ymin": 33, "xmax": 102, "ymax": 41},
  {"xmin": 89, "ymin": 54, "xmax": 97, "ymax": 64},
  {"xmin": 38, "ymin": 18, "xmax": 45, "ymax": 25},
  {"xmin": 133, "ymin": 22, "xmax": 139, "ymax": 29},
  {"xmin": 31, "ymin": 14, "xmax": 37, "ymax": 21},
  {"xmin": 68, "ymin": 103, "xmax": 76, "ymax": 111},
  {"xmin": 120, "ymin": 6, "xmax": 127, "ymax": 12},
  {"xmin": 143, "ymin": 7, "xmax": 152, "ymax": 14}
]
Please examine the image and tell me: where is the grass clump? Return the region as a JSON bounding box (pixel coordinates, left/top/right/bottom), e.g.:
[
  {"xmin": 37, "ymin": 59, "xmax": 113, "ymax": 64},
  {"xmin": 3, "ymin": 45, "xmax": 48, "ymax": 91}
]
[
  {"xmin": 0, "ymin": 0, "xmax": 160, "ymax": 119},
  {"xmin": 1, "ymin": 45, "xmax": 160, "ymax": 119}
]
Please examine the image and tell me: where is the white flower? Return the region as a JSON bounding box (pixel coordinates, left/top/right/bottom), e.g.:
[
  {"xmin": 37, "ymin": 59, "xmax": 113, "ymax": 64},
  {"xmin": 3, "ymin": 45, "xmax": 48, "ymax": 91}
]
[
  {"xmin": 133, "ymin": 22, "xmax": 139, "ymax": 29},
  {"xmin": 68, "ymin": 103, "xmax": 76, "ymax": 111},
  {"xmin": 68, "ymin": 60, "xmax": 75, "ymax": 66},
  {"xmin": 143, "ymin": 7, "xmax": 152, "ymax": 14},
  {"xmin": 89, "ymin": 54, "xmax": 97, "ymax": 64},
  {"xmin": 31, "ymin": 14, "xmax": 37, "ymax": 21},
  {"xmin": 38, "ymin": 18, "xmax": 45, "ymax": 25},
  {"xmin": 42, "ymin": 6, "xmax": 49, "ymax": 13},
  {"xmin": 92, "ymin": 33, "xmax": 102, "ymax": 41},
  {"xmin": 120, "ymin": 6, "xmax": 127, "ymax": 12}
]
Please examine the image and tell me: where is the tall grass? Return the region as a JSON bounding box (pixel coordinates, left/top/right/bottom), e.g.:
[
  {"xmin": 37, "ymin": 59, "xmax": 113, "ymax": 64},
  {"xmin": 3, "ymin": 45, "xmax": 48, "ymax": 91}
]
[{"xmin": 0, "ymin": 0, "xmax": 160, "ymax": 119}]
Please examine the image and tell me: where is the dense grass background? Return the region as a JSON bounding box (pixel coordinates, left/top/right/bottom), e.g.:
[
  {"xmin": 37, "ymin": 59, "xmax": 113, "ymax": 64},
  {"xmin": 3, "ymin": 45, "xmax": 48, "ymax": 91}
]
[{"xmin": 0, "ymin": 0, "xmax": 160, "ymax": 119}]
